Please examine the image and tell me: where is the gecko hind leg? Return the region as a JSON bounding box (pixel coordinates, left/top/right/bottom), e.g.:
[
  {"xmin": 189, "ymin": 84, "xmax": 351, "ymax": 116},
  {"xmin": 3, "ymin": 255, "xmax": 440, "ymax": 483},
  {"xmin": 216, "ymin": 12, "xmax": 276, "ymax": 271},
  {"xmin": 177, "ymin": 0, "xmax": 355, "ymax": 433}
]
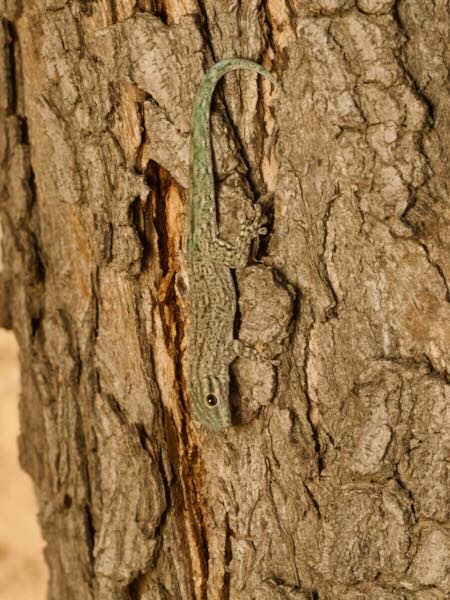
[{"xmin": 206, "ymin": 204, "xmax": 268, "ymax": 267}]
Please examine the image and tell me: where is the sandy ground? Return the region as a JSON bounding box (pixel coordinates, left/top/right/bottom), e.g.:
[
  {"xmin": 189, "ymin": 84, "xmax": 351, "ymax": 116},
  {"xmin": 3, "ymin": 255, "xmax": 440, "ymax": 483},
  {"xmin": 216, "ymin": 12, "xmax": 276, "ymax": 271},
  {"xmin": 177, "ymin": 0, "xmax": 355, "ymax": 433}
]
[{"xmin": 0, "ymin": 329, "xmax": 47, "ymax": 600}]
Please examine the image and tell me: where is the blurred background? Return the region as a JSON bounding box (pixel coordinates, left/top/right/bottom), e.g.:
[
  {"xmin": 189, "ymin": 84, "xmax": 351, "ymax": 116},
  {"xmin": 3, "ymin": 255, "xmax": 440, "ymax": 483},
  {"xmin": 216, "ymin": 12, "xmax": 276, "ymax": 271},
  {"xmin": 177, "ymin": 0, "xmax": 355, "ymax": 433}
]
[{"xmin": 0, "ymin": 329, "xmax": 47, "ymax": 600}]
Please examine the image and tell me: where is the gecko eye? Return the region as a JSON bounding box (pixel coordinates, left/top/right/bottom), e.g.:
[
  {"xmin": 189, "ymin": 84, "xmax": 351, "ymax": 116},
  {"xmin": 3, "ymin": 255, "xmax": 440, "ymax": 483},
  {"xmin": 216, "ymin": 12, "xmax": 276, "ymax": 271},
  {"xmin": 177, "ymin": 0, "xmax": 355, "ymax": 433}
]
[{"xmin": 205, "ymin": 393, "xmax": 218, "ymax": 407}]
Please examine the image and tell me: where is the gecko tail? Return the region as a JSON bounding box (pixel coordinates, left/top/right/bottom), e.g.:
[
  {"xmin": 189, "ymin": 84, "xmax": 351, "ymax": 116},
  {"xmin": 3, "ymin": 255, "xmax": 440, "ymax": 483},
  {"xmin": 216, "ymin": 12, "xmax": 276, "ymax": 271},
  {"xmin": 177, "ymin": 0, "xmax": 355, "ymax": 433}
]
[
  {"xmin": 202, "ymin": 57, "xmax": 280, "ymax": 91},
  {"xmin": 191, "ymin": 57, "xmax": 280, "ymax": 135},
  {"xmin": 189, "ymin": 57, "xmax": 279, "ymax": 254}
]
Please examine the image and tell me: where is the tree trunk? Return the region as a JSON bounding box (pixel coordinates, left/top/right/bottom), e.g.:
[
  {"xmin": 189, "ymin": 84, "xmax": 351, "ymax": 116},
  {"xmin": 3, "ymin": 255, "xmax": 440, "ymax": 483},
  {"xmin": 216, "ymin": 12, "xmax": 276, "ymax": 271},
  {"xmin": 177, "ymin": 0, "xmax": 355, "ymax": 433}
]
[{"xmin": 1, "ymin": 1, "xmax": 449, "ymax": 599}]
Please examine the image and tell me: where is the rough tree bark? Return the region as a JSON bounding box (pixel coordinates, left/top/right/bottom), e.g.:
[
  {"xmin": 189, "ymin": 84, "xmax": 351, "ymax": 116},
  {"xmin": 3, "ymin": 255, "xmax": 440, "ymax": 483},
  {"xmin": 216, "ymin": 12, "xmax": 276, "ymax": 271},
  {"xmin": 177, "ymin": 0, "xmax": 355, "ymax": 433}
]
[{"xmin": 1, "ymin": 1, "xmax": 449, "ymax": 599}]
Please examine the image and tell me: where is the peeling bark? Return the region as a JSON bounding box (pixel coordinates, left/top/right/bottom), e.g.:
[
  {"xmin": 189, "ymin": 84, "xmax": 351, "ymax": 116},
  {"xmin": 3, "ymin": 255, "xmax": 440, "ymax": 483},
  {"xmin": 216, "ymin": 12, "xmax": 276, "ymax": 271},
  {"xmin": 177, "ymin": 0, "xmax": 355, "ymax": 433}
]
[{"xmin": 0, "ymin": 1, "xmax": 449, "ymax": 599}]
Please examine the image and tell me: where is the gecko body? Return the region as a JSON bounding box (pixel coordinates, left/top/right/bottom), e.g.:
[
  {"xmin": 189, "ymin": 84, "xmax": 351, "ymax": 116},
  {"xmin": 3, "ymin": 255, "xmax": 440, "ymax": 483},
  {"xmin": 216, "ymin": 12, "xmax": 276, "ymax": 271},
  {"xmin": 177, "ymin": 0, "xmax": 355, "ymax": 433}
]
[{"xmin": 187, "ymin": 58, "xmax": 278, "ymax": 431}]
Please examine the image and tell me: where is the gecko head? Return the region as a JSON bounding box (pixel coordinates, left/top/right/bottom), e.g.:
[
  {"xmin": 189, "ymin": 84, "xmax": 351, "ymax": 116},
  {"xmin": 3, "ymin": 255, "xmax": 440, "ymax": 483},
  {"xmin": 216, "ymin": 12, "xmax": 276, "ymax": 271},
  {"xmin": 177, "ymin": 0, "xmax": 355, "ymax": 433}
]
[{"xmin": 191, "ymin": 374, "xmax": 231, "ymax": 431}]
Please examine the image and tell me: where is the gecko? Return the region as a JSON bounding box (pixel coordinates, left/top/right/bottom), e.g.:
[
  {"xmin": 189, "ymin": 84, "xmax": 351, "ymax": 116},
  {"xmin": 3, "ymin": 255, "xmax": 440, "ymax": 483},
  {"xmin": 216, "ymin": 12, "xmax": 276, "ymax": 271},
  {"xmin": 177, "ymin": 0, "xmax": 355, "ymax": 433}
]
[{"xmin": 187, "ymin": 58, "xmax": 279, "ymax": 431}]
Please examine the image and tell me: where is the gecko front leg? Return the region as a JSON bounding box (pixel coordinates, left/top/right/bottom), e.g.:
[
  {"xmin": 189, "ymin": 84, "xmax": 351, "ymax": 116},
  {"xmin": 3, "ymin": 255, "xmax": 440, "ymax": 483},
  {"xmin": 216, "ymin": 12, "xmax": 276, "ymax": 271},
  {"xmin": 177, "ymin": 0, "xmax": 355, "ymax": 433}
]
[{"xmin": 224, "ymin": 339, "xmax": 280, "ymax": 367}]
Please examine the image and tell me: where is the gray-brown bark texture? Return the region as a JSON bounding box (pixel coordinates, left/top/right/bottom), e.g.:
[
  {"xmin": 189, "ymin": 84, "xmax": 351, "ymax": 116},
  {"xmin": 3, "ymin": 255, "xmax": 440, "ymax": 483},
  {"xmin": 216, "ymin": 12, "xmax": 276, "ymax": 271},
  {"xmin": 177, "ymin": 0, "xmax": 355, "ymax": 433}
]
[{"xmin": 0, "ymin": 0, "xmax": 449, "ymax": 599}]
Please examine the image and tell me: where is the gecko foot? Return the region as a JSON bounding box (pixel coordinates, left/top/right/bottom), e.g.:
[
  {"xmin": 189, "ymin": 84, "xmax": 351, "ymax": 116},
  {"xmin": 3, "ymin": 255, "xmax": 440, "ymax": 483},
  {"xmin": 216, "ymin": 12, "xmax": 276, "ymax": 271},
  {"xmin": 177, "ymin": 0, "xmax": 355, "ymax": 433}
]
[{"xmin": 226, "ymin": 339, "xmax": 280, "ymax": 366}]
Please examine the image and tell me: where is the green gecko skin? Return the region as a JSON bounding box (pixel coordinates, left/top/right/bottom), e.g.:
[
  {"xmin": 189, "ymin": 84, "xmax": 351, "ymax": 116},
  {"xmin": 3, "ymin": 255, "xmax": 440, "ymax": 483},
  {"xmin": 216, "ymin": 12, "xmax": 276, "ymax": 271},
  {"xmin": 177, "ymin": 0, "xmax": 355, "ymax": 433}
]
[{"xmin": 187, "ymin": 58, "xmax": 278, "ymax": 431}]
